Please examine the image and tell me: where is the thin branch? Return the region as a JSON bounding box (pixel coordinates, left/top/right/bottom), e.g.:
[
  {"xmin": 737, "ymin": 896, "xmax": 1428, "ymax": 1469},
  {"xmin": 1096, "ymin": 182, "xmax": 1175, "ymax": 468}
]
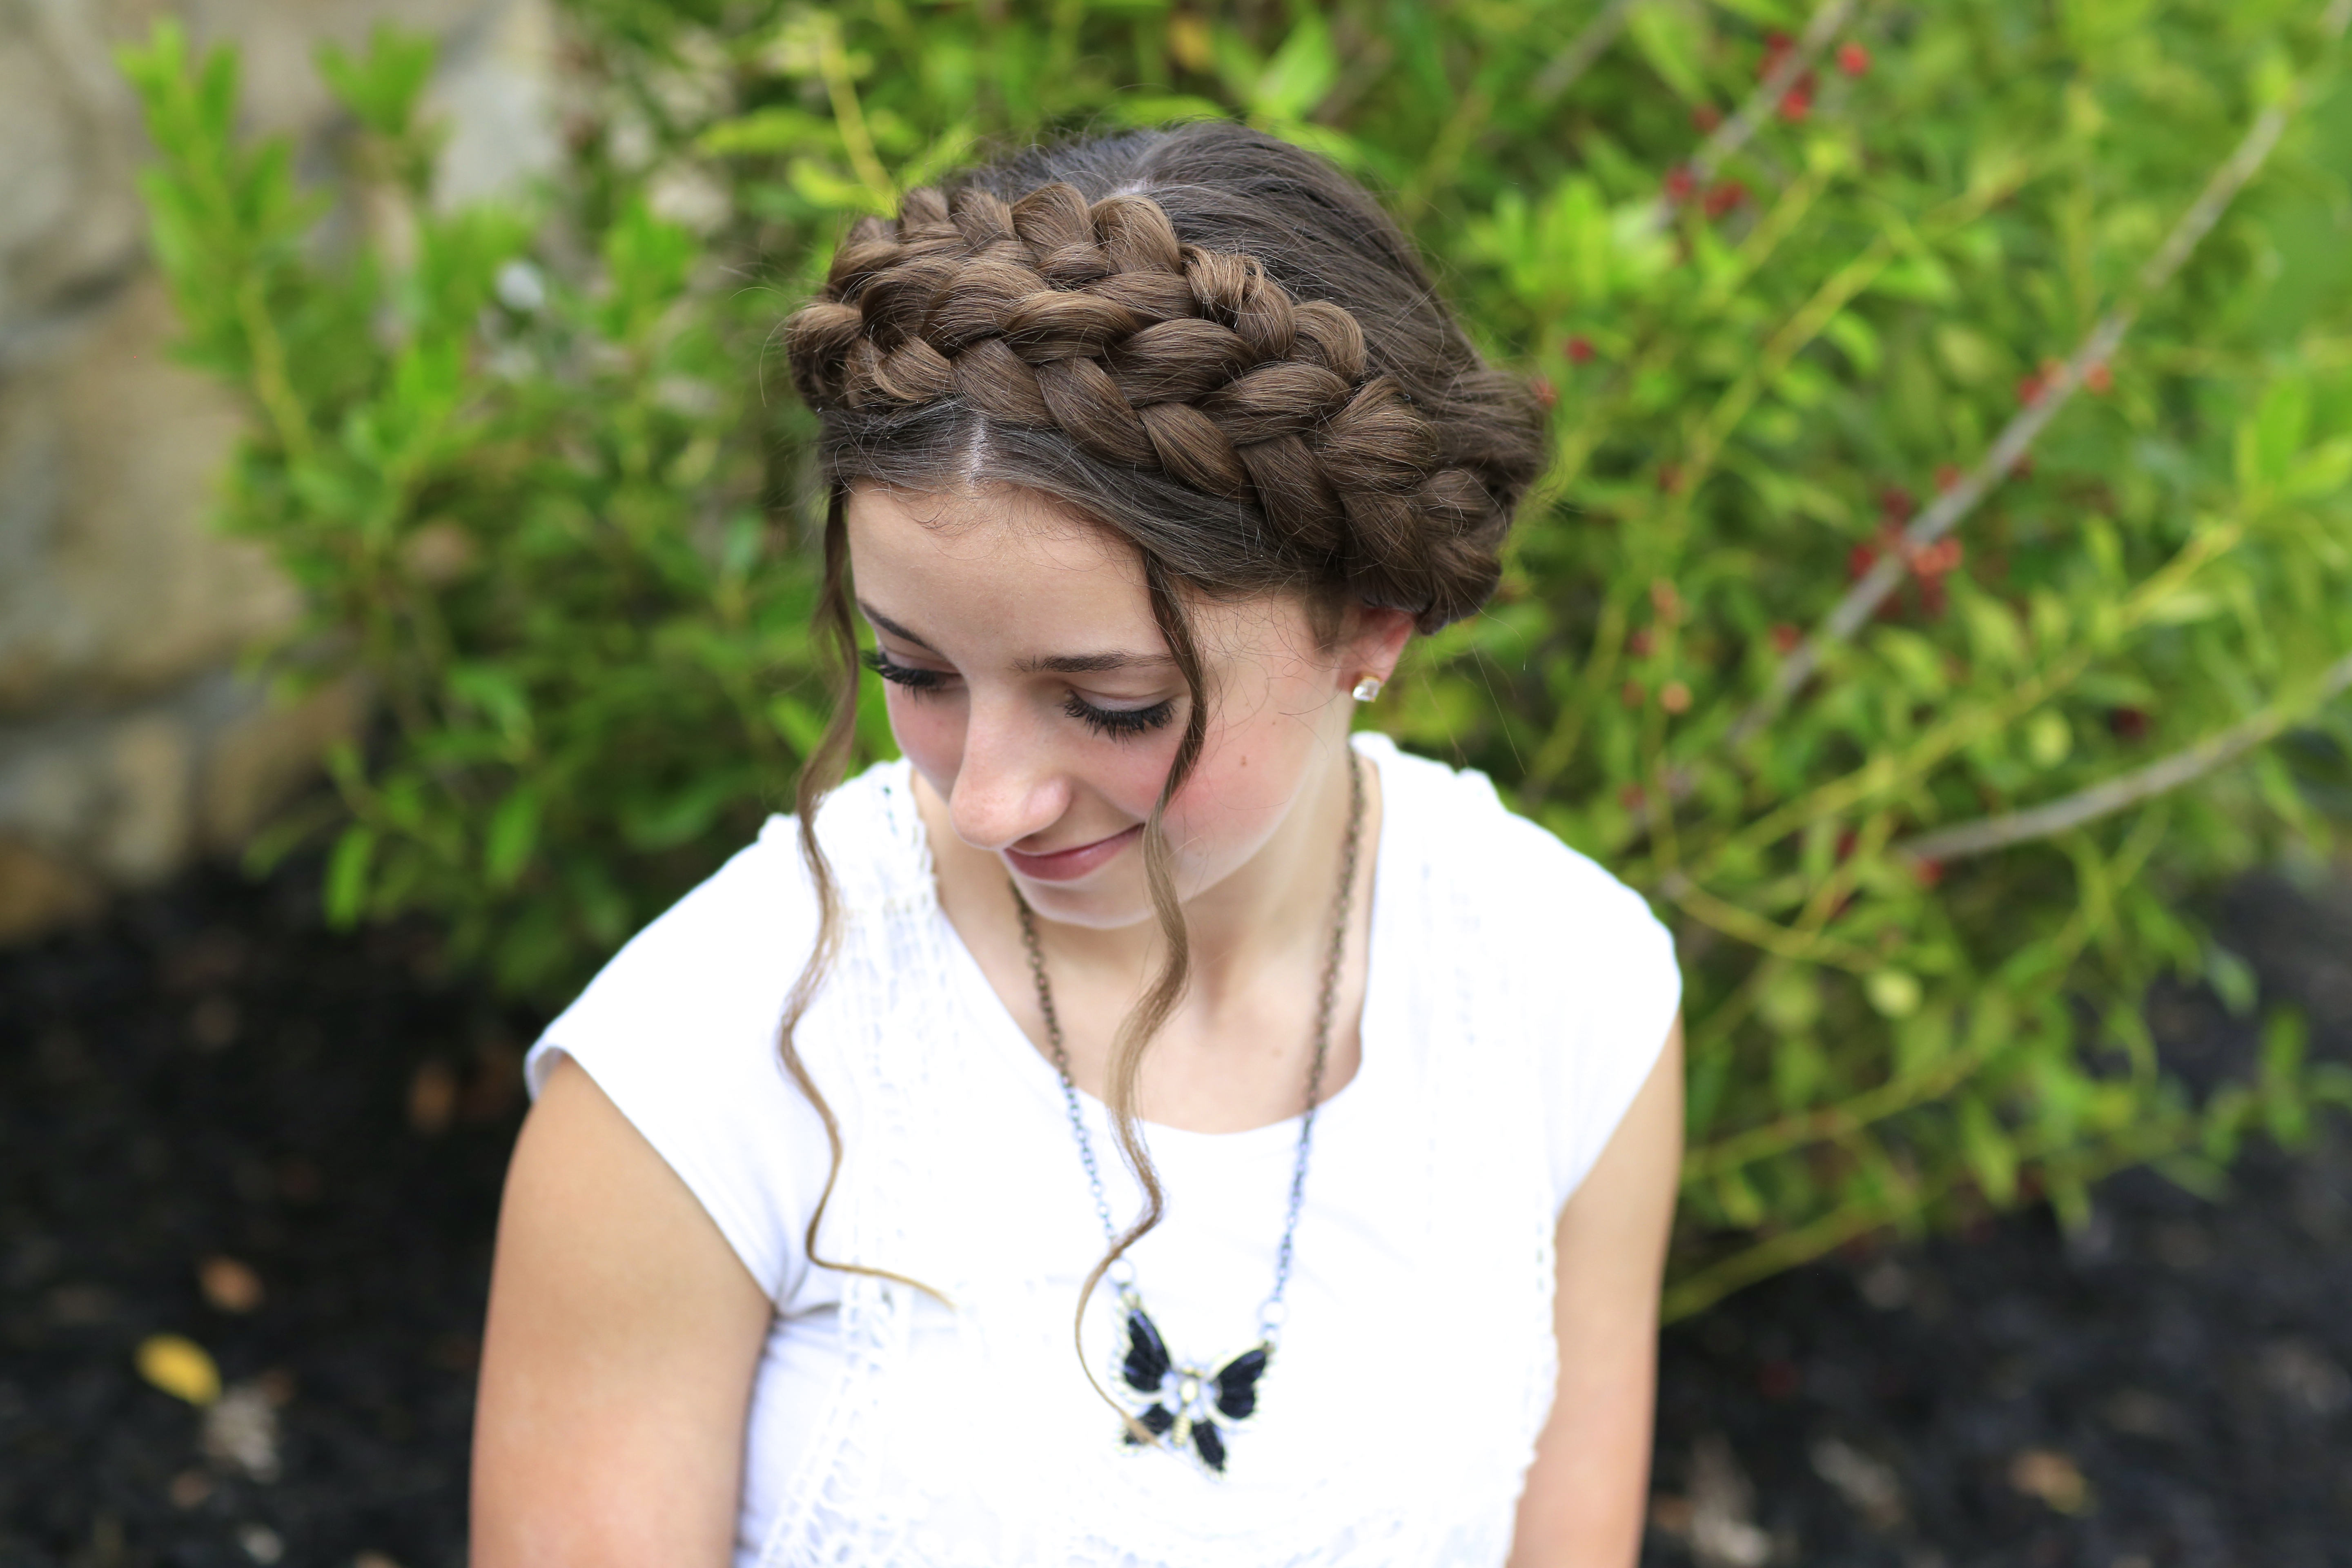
[
  {"xmin": 1896, "ymin": 649, "xmax": 2352, "ymax": 863},
  {"xmin": 1728, "ymin": 9, "xmax": 2345, "ymax": 746},
  {"xmin": 1658, "ymin": 873, "xmax": 1884, "ymax": 972},
  {"xmin": 1639, "ymin": 0, "xmax": 1864, "ymax": 235},
  {"xmin": 1530, "ymin": 0, "xmax": 1637, "ymax": 106},
  {"xmin": 816, "ymin": 18, "xmax": 895, "ymax": 212},
  {"xmin": 1683, "ymin": 1030, "xmax": 1997, "ymax": 1182}
]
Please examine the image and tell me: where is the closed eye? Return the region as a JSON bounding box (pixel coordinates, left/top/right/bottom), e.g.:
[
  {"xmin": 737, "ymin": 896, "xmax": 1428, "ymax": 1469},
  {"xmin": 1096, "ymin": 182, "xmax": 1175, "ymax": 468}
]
[
  {"xmin": 862, "ymin": 648, "xmax": 946, "ymax": 692},
  {"xmin": 866, "ymin": 647, "xmax": 1173, "ymax": 738},
  {"xmin": 1065, "ymin": 692, "xmax": 1176, "ymax": 739}
]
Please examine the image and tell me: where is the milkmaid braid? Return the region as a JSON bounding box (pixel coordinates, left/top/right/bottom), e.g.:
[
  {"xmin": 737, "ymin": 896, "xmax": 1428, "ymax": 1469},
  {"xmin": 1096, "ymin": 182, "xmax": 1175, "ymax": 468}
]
[
  {"xmin": 785, "ymin": 167, "xmax": 1538, "ymax": 633},
  {"xmin": 772, "ymin": 123, "xmax": 1548, "ymax": 1340}
]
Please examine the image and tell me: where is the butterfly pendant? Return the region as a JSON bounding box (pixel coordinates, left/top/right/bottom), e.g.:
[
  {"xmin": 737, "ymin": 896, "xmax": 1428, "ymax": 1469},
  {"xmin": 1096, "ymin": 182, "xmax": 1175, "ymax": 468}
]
[{"xmin": 1114, "ymin": 1305, "xmax": 1271, "ymax": 1473}]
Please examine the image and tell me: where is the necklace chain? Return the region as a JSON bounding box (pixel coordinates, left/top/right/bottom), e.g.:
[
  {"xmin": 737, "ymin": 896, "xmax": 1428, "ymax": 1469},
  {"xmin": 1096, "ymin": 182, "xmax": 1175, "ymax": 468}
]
[{"xmin": 1013, "ymin": 750, "xmax": 1365, "ymax": 1343}]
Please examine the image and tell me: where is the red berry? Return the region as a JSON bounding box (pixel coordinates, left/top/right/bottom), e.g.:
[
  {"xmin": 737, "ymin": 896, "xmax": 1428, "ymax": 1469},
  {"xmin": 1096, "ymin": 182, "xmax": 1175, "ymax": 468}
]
[
  {"xmin": 1703, "ymin": 178, "xmax": 1748, "ymax": 218},
  {"xmin": 1913, "ymin": 856, "xmax": 1945, "ymax": 889},
  {"xmin": 1911, "ymin": 537, "xmax": 1963, "ymax": 578},
  {"xmin": 1770, "ymin": 623, "xmax": 1803, "ymax": 655},
  {"xmin": 2108, "ymin": 706, "xmax": 2149, "ymax": 741},
  {"xmin": 1532, "ymin": 374, "xmax": 1558, "ymax": 410},
  {"xmin": 1664, "ymin": 165, "xmax": 1697, "ymax": 203},
  {"xmin": 2017, "ymin": 371, "xmax": 2046, "ymax": 406},
  {"xmin": 1837, "ymin": 41, "xmax": 1871, "ymax": 76},
  {"xmin": 1847, "ymin": 541, "xmax": 1880, "ymax": 581},
  {"xmin": 1880, "ymin": 486, "xmax": 1915, "ymax": 523},
  {"xmin": 1691, "ymin": 103, "xmax": 1723, "ymax": 133},
  {"xmin": 1628, "ymin": 628, "xmax": 1655, "ymax": 656},
  {"xmin": 1779, "ymin": 85, "xmax": 1813, "ymax": 121},
  {"xmin": 1565, "ymin": 335, "xmax": 1595, "ymax": 365},
  {"xmin": 1759, "ymin": 31, "xmax": 1793, "ymax": 79},
  {"xmin": 1933, "ymin": 463, "xmax": 1963, "ymax": 493},
  {"xmin": 2085, "ymin": 360, "xmax": 2113, "ymax": 395},
  {"xmin": 1619, "ymin": 782, "xmax": 1648, "ymax": 810}
]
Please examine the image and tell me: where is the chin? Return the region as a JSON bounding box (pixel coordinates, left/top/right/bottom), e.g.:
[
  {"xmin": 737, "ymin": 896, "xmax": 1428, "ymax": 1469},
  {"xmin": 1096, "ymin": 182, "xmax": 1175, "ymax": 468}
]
[{"xmin": 1009, "ymin": 868, "xmax": 1159, "ymax": 931}]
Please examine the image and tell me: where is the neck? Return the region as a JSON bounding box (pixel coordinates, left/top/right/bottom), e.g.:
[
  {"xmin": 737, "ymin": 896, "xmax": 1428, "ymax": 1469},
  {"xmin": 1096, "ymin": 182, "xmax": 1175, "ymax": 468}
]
[{"xmin": 1158, "ymin": 734, "xmax": 1362, "ymax": 1008}]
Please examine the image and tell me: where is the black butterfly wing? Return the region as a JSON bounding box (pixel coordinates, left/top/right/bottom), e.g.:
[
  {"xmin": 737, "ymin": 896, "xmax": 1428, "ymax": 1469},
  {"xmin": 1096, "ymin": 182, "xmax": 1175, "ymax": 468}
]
[
  {"xmin": 1120, "ymin": 1403, "xmax": 1178, "ymax": 1446},
  {"xmin": 1211, "ymin": 1345, "xmax": 1270, "ymax": 1421},
  {"xmin": 1121, "ymin": 1308, "xmax": 1172, "ymax": 1394},
  {"xmin": 1192, "ymin": 1419, "xmax": 1227, "ymax": 1472}
]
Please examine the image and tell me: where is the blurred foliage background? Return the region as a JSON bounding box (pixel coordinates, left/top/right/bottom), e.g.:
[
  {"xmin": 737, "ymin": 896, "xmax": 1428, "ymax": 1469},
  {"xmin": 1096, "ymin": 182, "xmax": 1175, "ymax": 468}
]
[{"xmin": 120, "ymin": 0, "xmax": 2352, "ymax": 1310}]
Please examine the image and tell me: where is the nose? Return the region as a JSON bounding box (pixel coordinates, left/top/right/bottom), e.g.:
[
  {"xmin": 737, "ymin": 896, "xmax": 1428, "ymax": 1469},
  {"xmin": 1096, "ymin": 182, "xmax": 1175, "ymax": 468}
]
[{"xmin": 946, "ymin": 695, "xmax": 1071, "ymax": 853}]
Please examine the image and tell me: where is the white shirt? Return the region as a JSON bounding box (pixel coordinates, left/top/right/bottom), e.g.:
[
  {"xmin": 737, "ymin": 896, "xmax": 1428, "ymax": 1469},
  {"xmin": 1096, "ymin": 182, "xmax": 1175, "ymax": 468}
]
[{"xmin": 525, "ymin": 732, "xmax": 1681, "ymax": 1567}]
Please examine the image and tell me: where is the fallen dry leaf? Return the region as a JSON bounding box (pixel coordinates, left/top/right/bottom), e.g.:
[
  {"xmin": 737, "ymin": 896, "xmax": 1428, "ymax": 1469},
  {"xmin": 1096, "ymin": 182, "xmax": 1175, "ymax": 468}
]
[
  {"xmin": 2008, "ymin": 1447, "xmax": 2091, "ymax": 1514},
  {"xmin": 136, "ymin": 1334, "xmax": 220, "ymax": 1406},
  {"xmin": 408, "ymin": 1059, "xmax": 458, "ymax": 1136},
  {"xmin": 198, "ymin": 1254, "xmax": 264, "ymax": 1314}
]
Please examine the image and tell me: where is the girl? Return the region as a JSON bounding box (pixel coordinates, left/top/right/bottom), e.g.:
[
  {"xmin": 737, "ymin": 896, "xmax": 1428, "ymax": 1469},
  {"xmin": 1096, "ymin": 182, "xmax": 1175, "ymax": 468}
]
[{"xmin": 473, "ymin": 121, "xmax": 1683, "ymax": 1568}]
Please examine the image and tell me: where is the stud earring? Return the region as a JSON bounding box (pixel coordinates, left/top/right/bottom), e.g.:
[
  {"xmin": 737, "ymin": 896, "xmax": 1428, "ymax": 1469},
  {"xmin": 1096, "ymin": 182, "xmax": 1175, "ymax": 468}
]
[{"xmin": 1350, "ymin": 674, "xmax": 1383, "ymax": 702}]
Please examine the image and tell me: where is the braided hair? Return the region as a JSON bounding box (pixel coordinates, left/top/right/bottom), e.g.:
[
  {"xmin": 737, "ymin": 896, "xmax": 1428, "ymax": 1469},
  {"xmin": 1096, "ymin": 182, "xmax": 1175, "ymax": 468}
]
[{"xmin": 774, "ymin": 122, "xmax": 1546, "ymax": 1324}]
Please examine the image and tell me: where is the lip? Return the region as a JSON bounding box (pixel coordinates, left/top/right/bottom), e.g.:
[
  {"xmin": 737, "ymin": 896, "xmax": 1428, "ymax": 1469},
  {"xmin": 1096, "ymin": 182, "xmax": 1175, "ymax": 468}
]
[{"xmin": 1002, "ymin": 823, "xmax": 1145, "ymax": 884}]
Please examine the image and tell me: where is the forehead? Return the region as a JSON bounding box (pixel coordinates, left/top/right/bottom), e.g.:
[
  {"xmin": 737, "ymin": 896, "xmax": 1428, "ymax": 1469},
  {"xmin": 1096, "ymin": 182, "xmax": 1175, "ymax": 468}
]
[
  {"xmin": 842, "ymin": 483, "xmax": 1317, "ymax": 662},
  {"xmin": 844, "ymin": 482, "xmax": 1155, "ymax": 643},
  {"xmin": 846, "ymin": 482, "xmax": 1138, "ymax": 579}
]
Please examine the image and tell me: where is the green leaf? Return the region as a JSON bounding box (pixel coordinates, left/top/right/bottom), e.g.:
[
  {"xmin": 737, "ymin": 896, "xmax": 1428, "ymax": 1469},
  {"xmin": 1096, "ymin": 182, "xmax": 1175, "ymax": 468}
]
[
  {"xmin": 2205, "ymin": 942, "xmax": 2258, "ymax": 1017},
  {"xmin": 2239, "ymin": 376, "xmax": 2312, "ymax": 491},
  {"xmin": 1957, "ymin": 1095, "xmax": 2018, "ymax": 1205},
  {"xmin": 484, "ymin": 786, "xmax": 542, "ymax": 890},
  {"xmin": 325, "ymin": 825, "xmax": 377, "ymax": 930},
  {"xmin": 1625, "ymin": 0, "xmax": 1710, "ymax": 106},
  {"xmin": 1252, "ymin": 12, "xmax": 1338, "ymax": 122},
  {"xmin": 2260, "ymin": 1007, "xmax": 2312, "ymax": 1148},
  {"xmin": 697, "ymin": 105, "xmax": 835, "ymax": 156},
  {"xmin": 316, "ymin": 24, "xmax": 438, "ymax": 142}
]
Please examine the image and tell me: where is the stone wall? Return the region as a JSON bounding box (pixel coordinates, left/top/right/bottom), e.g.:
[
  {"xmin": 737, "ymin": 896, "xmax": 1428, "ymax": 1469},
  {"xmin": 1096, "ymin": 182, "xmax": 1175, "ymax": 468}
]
[{"xmin": 0, "ymin": 0, "xmax": 560, "ymax": 941}]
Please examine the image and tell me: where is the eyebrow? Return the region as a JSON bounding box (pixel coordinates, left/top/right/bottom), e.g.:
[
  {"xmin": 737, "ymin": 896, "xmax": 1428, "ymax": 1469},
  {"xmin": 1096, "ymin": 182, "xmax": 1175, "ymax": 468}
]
[
  {"xmin": 859, "ymin": 600, "xmax": 1174, "ymax": 675},
  {"xmin": 858, "ymin": 602, "xmax": 938, "ymax": 653}
]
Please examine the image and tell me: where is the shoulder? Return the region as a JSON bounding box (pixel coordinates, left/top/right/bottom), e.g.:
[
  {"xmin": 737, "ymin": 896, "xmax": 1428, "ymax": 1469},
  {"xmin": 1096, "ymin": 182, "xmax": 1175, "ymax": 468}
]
[
  {"xmin": 1356, "ymin": 732, "xmax": 1670, "ymax": 963},
  {"xmin": 518, "ymin": 758, "xmax": 926, "ymax": 1303},
  {"xmin": 1358, "ymin": 732, "xmax": 1682, "ymax": 1207},
  {"xmin": 523, "ymin": 758, "xmax": 924, "ymax": 1076}
]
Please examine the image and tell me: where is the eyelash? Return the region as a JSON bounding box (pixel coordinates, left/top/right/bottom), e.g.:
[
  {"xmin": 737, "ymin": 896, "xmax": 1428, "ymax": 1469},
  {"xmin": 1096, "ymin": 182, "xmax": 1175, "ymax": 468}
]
[{"xmin": 862, "ymin": 649, "xmax": 1176, "ymax": 740}]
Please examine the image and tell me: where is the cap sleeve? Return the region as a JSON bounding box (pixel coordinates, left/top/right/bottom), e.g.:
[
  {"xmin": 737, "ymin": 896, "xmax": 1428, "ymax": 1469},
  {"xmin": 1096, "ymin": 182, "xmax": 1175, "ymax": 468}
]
[
  {"xmin": 1491, "ymin": 815, "xmax": 1683, "ymax": 1212},
  {"xmin": 522, "ymin": 817, "xmax": 833, "ymax": 1307}
]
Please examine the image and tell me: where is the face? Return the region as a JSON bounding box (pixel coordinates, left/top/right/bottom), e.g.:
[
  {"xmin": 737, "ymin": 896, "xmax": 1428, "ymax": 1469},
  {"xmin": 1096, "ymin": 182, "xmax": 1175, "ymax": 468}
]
[{"xmin": 843, "ymin": 482, "xmax": 1407, "ymax": 930}]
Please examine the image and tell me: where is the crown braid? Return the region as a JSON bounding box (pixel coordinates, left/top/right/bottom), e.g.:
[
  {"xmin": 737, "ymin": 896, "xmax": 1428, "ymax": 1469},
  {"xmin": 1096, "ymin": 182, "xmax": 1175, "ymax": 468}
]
[{"xmin": 786, "ymin": 180, "xmax": 1516, "ymax": 633}]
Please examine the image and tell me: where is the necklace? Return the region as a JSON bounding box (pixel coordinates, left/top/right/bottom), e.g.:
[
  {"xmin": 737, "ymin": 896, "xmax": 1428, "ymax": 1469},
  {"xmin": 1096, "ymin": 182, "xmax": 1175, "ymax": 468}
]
[{"xmin": 1013, "ymin": 751, "xmax": 1365, "ymax": 1475}]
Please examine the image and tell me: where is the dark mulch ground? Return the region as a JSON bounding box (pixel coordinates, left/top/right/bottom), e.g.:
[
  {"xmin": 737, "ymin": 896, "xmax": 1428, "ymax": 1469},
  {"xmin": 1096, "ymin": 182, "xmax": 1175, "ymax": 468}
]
[{"xmin": 2, "ymin": 862, "xmax": 2348, "ymax": 1568}]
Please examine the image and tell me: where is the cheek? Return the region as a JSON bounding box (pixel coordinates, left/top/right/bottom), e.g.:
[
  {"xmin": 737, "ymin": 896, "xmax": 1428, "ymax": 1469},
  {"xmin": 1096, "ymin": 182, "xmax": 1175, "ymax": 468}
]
[
  {"xmin": 885, "ymin": 689, "xmax": 965, "ymax": 788},
  {"xmin": 1165, "ymin": 686, "xmax": 1321, "ymax": 856}
]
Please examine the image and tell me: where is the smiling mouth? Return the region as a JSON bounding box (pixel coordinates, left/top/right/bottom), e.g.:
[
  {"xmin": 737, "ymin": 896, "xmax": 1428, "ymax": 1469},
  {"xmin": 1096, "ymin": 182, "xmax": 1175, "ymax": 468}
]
[{"xmin": 1002, "ymin": 823, "xmax": 1145, "ymax": 883}]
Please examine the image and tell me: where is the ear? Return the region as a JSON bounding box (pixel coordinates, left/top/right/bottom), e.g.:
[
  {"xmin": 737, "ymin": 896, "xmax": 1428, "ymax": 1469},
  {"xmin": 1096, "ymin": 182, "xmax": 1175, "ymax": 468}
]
[{"xmin": 1336, "ymin": 604, "xmax": 1415, "ymax": 694}]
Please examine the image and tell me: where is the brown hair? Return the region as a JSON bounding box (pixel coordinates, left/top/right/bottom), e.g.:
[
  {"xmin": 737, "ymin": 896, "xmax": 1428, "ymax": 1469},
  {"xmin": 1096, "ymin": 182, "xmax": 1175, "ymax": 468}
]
[{"xmin": 775, "ymin": 121, "xmax": 1544, "ymax": 1343}]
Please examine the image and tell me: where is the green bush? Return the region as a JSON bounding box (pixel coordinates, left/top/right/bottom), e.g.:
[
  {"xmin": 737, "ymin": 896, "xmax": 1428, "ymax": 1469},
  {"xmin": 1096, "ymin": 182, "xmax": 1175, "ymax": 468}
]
[{"xmin": 122, "ymin": 0, "xmax": 2352, "ymax": 1309}]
